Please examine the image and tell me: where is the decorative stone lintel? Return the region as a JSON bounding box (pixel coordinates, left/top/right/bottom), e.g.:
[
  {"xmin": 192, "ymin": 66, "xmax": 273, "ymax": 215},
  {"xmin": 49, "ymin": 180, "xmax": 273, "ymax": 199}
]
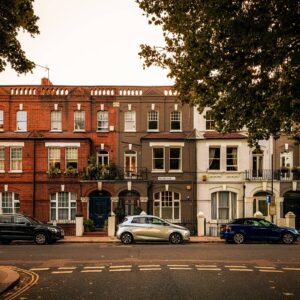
[
  {"xmin": 111, "ymin": 197, "xmax": 119, "ymax": 203},
  {"xmin": 140, "ymin": 197, "xmax": 148, "ymax": 203}
]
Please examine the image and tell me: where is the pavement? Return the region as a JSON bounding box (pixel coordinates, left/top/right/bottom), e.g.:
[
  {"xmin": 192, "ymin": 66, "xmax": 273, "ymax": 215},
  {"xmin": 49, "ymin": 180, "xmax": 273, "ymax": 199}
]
[{"xmin": 0, "ymin": 235, "xmax": 222, "ymax": 295}]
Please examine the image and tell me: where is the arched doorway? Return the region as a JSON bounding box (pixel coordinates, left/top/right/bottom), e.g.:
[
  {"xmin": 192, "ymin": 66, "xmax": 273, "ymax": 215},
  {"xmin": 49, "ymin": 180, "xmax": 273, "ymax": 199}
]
[
  {"xmin": 253, "ymin": 192, "xmax": 271, "ymax": 217},
  {"xmin": 89, "ymin": 190, "xmax": 111, "ymax": 228},
  {"xmin": 118, "ymin": 190, "xmax": 141, "ymax": 217},
  {"xmin": 283, "ymin": 191, "xmax": 300, "ymax": 229}
]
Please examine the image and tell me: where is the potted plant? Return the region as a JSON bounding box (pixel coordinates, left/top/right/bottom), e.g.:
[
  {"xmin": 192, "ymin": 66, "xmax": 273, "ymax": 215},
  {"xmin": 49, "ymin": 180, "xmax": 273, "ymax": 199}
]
[
  {"xmin": 83, "ymin": 219, "xmax": 95, "ymax": 232},
  {"xmin": 65, "ymin": 166, "xmax": 78, "ymax": 176},
  {"xmin": 48, "ymin": 165, "xmax": 61, "ymax": 177}
]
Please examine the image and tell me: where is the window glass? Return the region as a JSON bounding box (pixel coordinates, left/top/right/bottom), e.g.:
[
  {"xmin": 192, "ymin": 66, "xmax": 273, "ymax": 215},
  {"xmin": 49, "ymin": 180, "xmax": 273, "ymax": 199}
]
[
  {"xmin": 66, "ymin": 148, "xmax": 78, "ymax": 169},
  {"xmin": 153, "ymin": 148, "xmax": 164, "ymax": 170},
  {"xmin": 205, "ymin": 110, "xmax": 215, "ymax": 130},
  {"xmin": 16, "ymin": 111, "xmax": 27, "ymax": 131},
  {"xmin": 98, "ymin": 151, "xmax": 109, "ymax": 166},
  {"xmin": 51, "ymin": 111, "xmax": 62, "ymax": 131},
  {"xmin": 74, "ymin": 111, "xmax": 85, "ymax": 131},
  {"xmin": 124, "ymin": 111, "xmax": 136, "ymax": 132},
  {"xmin": 0, "ymin": 148, "xmax": 4, "ymax": 171},
  {"xmin": 209, "ymin": 147, "xmax": 220, "ymax": 170},
  {"xmin": 0, "ymin": 110, "xmax": 3, "ymax": 129},
  {"xmin": 211, "ymin": 192, "xmax": 237, "ymax": 220},
  {"xmin": 1, "ymin": 192, "xmax": 20, "ymax": 214},
  {"xmin": 97, "ymin": 111, "xmax": 109, "ymax": 131},
  {"xmin": 170, "ymin": 111, "xmax": 181, "ymax": 131},
  {"xmin": 226, "ymin": 147, "xmax": 238, "ymax": 171},
  {"xmin": 148, "ymin": 111, "xmax": 158, "ymax": 131},
  {"xmin": 50, "ymin": 192, "xmax": 76, "ymax": 221},
  {"xmin": 11, "ymin": 147, "xmax": 22, "ymax": 171},
  {"xmin": 48, "ymin": 148, "xmax": 61, "ymax": 170},
  {"xmin": 170, "ymin": 148, "xmax": 181, "ymax": 170}
]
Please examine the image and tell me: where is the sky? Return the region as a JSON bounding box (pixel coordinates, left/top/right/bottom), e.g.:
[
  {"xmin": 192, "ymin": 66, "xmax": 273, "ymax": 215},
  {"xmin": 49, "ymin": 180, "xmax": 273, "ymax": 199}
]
[{"xmin": 0, "ymin": 0, "xmax": 173, "ymax": 86}]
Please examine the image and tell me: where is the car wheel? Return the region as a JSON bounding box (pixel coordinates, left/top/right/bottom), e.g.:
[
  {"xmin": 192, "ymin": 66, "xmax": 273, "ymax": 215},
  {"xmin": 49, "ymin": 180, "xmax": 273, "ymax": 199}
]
[
  {"xmin": 1, "ymin": 239, "xmax": 11, "ymax": 245},
  {"xmin": 233, "ymin": 233, "xmax": 245, "ymax": 244},
  {"xmin": 169, "ymin": 232, "xmax": 182, "ymax": 244},
  {"xmin": 34, "ymin": 232, "xmax": 47, "ymax": 245},
  {"xmin": 120, "ymin": 232, "xmax": 133, "ymax": 244},
  {"xmin": 281, "ymin": 233, "xmax": 294, "ymax": 244}
]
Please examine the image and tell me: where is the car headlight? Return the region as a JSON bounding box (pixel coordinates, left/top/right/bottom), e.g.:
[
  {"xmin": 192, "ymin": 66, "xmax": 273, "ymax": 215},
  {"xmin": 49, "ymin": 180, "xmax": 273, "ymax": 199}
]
[{"xmin": 48, "ymin": 227, "xmax": 58, "ymax": 233}]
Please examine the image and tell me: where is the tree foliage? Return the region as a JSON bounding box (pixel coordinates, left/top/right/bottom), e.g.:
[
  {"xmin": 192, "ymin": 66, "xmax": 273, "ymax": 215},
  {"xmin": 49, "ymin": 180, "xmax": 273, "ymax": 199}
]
[
  {"xmin": 0, "ymin": 0, "xmax": 39, "ymax": 74},
  {"xmin": 137, "ymin": 0, "xmax": 300, "ymax": 145}
]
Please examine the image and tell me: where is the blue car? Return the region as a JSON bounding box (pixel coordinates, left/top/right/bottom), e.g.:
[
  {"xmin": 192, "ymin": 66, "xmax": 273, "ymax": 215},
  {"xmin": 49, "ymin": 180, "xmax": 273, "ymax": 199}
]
[{"xmin": 220, "ymin": 218, "xmax": 299, "ymax": 244}]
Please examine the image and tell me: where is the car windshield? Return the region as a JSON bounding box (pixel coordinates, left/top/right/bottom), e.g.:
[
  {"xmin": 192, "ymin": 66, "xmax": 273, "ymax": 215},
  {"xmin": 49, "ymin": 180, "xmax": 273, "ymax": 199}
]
[{"xmin": 26, "ymin": 216, "xmax": 43, "ymax": 225}]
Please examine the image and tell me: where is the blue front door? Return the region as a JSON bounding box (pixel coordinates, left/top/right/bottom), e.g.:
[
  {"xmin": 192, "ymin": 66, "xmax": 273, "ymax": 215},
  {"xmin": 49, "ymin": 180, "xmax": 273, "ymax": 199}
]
[{"xmin": 89, "ymin": 191, "xmax": 111, "ymax": 228}]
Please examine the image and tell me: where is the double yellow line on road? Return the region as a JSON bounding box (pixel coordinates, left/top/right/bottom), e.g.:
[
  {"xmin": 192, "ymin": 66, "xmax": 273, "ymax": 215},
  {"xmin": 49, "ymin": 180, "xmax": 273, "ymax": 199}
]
[{"xmin": 2, "ymin": 266, "xmax": 39, "ymax": 300}]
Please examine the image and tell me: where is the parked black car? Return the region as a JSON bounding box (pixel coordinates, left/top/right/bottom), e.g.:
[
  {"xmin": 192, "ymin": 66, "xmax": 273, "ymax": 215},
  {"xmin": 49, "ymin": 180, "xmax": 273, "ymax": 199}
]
[
  {"xmin": 0, "ymin": 214, "xmax": 64, "ymax": 245},
  {"xmin": 220, "ymin": 218, "xmax": 299, "ymax": 244}
]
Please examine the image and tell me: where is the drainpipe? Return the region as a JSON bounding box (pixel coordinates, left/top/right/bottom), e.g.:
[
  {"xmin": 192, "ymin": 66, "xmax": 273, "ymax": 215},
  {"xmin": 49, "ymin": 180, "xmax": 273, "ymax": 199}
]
[
  {"xmin": 243, "ymin": 184, "xmax": 246, "ymax": 218},
  {"xmin": 33, "ymin": 139, "xmax": 36, "ymax": 217}
]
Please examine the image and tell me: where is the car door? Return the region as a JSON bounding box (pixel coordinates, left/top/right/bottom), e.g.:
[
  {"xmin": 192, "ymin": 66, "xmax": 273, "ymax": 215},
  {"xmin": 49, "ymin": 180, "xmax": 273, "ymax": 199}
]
[
  {"xmin": 129, "ymin": 217, "xmax": 150, "ymax": 240},
  {"xmin": 242, "ymin": 220, "xmax": 258, "ymax": 240},
  {"xmin": 0, "ymin": 215, "xmax": 14, "ymax": 239},
  {"xmin": 12, "ymin": 215, "xmax": 35, "ymax": 240},
  {"xmin": 255, "ymin": 219, "xmax": 282, "ymax": 241},
  {"xmin": 146, "ymin": 217, "xmax": 170, "ymax": 240}
]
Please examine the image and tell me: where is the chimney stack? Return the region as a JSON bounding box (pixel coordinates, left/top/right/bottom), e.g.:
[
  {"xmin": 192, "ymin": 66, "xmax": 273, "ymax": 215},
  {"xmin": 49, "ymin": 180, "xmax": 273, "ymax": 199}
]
[{"xmin": 41, "ymin": 77, "xmax": 52, "ymax": 85}]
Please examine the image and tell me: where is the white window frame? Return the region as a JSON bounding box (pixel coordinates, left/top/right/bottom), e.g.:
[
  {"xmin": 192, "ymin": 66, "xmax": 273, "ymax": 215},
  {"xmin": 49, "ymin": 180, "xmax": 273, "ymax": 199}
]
[
  {"xmin": 0, "ymin": 110, "xmax": 4, "ymax": 131},
  {"xmin": 124, "ymin": 150, "xmax": 137, "ymax": 178},
  {"xmin": 97, "ymin": 151, "xmax": 109, "ymax": 166},
  {"xmin": 169, "ymin": 147, "xmax": 182, "ymax": 172},
  {"xmin": 48, "ymin": 148, "xmax": 61, "ymax": 170},
  {"xmin": 152, "ymin": 147, "xmax": 165, "ymax": 172},
  {"xmin": 211, "ymin": 191, "xmax": 237, "ymax": 220},
  {"xmin": 226, "ymin": 146, "xmax": 238, "ymax": 171},
  {"xmin": 148, "ymin": 111, "xmax": 159, "ymax": 131},
  {"xmin": 51, "ymin": 111, "xmax": 62, "ymax": 131},
  {"xmin": 0, "ymin": 147, "xmax": 4, "ymax": 172},
  {"xmin": 205, "ymin": 110, "xmax": 215, "ymax": 130},
  {"xmin": 153, "ymin": 191, "xmax": 181, "ymax": 222},
  {"xmin": 97, "ymin": 111, "xmax": 109, "ymax": 132},
  {"xmin": 170, "ymin": 111, "xmax": 181, "ymax": 132},
  {"xmin": 74, "ymin": 110, "xmax": 85, "ymax": 131},
  {"xmin": 209, "ymin": 146, "xmax": 221, "ymax": 170},
  {"xmin": 50, "ymin": 192, "xmax": 77, "ymax": 222},
  {"xmin": 10, "ymin": 147, "xmax": 22, "ymax": 172},
  {"xmin": 124, "ymin": 111, "xmax": 136, "ymax": 132},
  {"xmin": 16, "ymin": 111, "xmax": 27, "ymax": 132},
  {"xmin": 66, "ymin": 148, "xmax": 78, "ymax": 170},
  {"xmin": 0, "ymin": 192, "xmax": 20, "ymax": 214}
]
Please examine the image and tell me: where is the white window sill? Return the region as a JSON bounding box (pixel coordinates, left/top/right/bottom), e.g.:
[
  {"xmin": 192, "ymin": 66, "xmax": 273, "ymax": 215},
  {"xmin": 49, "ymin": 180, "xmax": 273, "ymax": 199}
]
[
  {"xmin": 0, "ymin": 171, "xmax": 5, "ymax": 173},
  {"xmin": 96, "ymin": 130, "xmax": 109, "ymax": 133},
  {"xmin": 169, "ymin": 170, "xmax": 183, "ymax": 173},
  {"xmin": 15, "ymin": 130, "xmax": 27, "ymax": 133},
  {"xmin": 124, "ymin": 130, "xmax": 136, "ymax": 133},
  {"xmin": 151, "ymin": 170, "xmax": 166, "ymax": 173},
  {"xmin": 50, "ymin": 130, "xmax": 62, "ymax": 132},
  {"xmin": 147, "ymin": 130, "xmax": 159, "ymax": 132},
  {"xmin": 8, "ymin": 171, "xmax": 23, "ymax": 173},
  {"xmin": 170, "ymin": 130, "xmax": 182, "ymax": 132},
  {"xmin": 73, "ymin": 130, "xmax": 86, "ymax": 132}
]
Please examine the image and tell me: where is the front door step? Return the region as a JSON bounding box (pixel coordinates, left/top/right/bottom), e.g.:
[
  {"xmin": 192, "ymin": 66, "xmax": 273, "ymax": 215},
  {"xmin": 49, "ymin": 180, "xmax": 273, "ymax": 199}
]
[{"xmin": 83, "ymin": 230, "xmax": 108, "ymax": 237}]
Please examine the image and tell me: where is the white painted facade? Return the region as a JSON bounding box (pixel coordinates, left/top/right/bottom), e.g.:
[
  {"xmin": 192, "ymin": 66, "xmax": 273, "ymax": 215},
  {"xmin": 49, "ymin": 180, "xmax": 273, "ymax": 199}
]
[{"xmin": 194, "ymin": 108, "xmax": 280, "ymax": 235}]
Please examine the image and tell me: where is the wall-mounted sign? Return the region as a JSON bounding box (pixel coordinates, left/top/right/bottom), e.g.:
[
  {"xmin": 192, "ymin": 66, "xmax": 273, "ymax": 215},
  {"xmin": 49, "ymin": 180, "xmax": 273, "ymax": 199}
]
[
  {"xmin": 269, "ymin": 203, "xmax": 276, "ymax": 216},
  {"xmin": 157, "ymin": 177, "xmax": 176, "ymax": 181}
]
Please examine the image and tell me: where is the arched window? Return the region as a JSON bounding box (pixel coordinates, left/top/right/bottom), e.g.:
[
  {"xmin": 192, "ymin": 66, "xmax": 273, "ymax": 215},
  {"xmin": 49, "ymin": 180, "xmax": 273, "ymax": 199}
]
[
  {"xmin": 211, "ymin": 191, "xmax": 237, "ymax": 220},
  {"xmin": 0, "ymin": 192, "xmax": 20, "ymax": 214},
  {"xmin": 50, "ymin": 192, "xmax": 76, "ymax": 221},
  {"xmin": 153, "ymin": 191, "xmax": 180, "ymax": 221}
]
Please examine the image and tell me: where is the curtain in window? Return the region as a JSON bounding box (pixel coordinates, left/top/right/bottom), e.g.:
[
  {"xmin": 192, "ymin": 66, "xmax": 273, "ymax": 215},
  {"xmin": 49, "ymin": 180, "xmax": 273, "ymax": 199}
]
[
  {"xmin": 211, "ymin": 193, "xmax": 217, "ymax": 219},
  {"xmin": 219, "ymin": 192, "xmax": 229, "ymax": 219},
  {"xmin": 231, "ymin": 192, "xmax": 237, "ymax": 219}
]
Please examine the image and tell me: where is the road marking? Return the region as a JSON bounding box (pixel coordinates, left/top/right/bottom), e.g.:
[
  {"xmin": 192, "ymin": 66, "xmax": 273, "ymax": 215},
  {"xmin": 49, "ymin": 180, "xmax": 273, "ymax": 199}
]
[
  {"xmin": 195, "ymin": 265, "xmax": 218, "ymax": 268},
  {"xmin": 29, "ymin": 267, "xmax": 50, "ymax": 271},
  {"xmin": 58, "ymin": 267, "xmax": 77, "ymax": 270},
  {"xmin": 259, "ymin": 270, "xmax": 283, "ymax": 273},
  {"xmin": 229, "ymin": 269, "xmax": 253, "ymax": 272},
  {"xmin": 81, "ymin": 270, "xmax": 103, "ymax": 273},
  {"xmin": 169, "ymin": 267, "xmax": 193, "ymax": 270},
  {"xmin": 282, "ymin": 268, "xmax": 300, "ymax": 271},
  {"xmin": 52, "ymin": 271, "xmax": 73, "ymax": 274},
  {"xmin": 140, "ymin": 268, "xmax": 162, "ymax": 271},
  {"xmin": 83, "ymin": 266, "xmax": 105, "ymax": 269},
  {"xmin": 109, "ymin": 265, "xmax": 132, "ymax": 269},
  {"xmin": 109, "ymin": 269, "xmax": 131, "ymax": 272},
  {"xmin": 167, "ymin": 265, "xmax": 190, "ymax": 267},
  {"xmin": 138, "ymin": 265, "xmax": 161, "ymax": 268},
  {"xmin": 225, "ymin": 265, "xmax": 247, "ymax": 268},
  {"xmin": 197, "ymin": 268, "xmax": 221, "ymax": 271},
  {"xmin": 254, "ymin": 266, "xmax": 276, "ymax": 269}
]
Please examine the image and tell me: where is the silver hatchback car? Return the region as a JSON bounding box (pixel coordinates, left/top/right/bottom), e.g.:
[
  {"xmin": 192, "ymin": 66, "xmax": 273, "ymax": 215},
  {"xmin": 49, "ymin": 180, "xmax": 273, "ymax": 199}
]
[{"xmin": 116, "ymin": 215, "xmax": 190, "ymax": 244}]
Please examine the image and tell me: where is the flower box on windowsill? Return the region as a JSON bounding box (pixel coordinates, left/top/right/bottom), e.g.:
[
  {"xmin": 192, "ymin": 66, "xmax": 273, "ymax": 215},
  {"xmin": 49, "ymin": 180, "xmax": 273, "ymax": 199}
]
[
  {"xmin": 64, "ymin": 167, "xmax": 79, "ymax": 177},
  {"xmin": 47, "ymin": 167, "xmax": 61, "ymax": 177}
]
